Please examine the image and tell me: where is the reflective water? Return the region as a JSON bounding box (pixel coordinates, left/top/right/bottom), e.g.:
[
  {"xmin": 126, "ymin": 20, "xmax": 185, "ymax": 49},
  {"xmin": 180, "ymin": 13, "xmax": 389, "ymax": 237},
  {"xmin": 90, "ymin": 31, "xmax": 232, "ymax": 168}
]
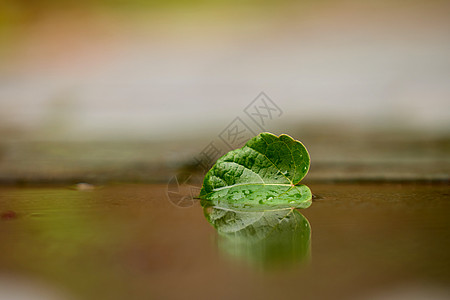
[
  {"xmin": 203, "ymin": 206, "xmax": 311, "ymax": 270},
  {"xmin": 0, "ymin": 183, "xmax": 449, "ymax": 300}
]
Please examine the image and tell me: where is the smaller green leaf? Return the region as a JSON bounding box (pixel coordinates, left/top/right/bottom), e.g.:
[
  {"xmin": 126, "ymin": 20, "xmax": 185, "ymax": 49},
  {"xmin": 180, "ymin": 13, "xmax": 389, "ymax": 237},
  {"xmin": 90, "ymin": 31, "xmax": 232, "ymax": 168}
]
[{"xmin": 199, "ymin": 132, "xmax": 312, "ymax": 210}]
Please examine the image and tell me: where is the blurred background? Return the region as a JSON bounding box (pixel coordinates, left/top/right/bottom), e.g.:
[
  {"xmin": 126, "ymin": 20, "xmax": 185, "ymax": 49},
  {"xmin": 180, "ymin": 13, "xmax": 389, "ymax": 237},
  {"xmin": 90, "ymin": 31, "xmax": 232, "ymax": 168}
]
[{"xmin": 0, "ymin": 0, "xmax": 449, "ymax": 182}]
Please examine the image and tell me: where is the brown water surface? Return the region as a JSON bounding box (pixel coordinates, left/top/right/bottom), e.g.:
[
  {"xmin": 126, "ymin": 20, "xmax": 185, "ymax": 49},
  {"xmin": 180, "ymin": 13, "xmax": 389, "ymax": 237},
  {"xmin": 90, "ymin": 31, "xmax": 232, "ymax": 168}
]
[{"xmin": 0, "ymin": 183, "xmax": 449, "ymax": 300}]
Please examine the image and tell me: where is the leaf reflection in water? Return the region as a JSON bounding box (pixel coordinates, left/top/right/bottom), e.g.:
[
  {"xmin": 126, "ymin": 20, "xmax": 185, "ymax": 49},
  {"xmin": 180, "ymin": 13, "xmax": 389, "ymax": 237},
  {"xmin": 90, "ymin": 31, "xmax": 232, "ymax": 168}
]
[{"xmin": 203, "ymin": 205, "xmax": 311, "ymax": 269}]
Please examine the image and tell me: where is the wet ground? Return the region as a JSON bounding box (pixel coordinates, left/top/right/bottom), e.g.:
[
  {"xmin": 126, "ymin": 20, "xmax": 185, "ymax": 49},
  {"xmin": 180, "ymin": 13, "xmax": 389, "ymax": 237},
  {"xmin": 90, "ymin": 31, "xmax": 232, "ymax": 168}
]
[{"xmin": 0, "ymin": 183, "xmax": 449, "ymax": 300}]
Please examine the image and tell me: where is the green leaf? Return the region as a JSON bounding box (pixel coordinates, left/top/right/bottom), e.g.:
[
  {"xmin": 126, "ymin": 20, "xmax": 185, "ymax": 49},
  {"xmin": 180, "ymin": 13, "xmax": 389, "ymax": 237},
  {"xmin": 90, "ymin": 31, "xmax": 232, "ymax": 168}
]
[
  {"xmin": 199, "ymin": 132, "xmax": 312, "ymax": 210},
  {"xmin": 204, "ymin": 206, "xmax": 311, "ymax": 268}
]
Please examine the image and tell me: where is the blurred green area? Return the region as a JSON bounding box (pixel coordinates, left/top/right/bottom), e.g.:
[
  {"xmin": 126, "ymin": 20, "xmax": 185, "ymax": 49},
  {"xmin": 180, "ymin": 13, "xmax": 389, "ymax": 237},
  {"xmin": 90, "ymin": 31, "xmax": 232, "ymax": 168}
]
[
  {"xmin": 0, "ymin": 0, "xmax": 299, "ymax": 23},
  {"xmin": 0, "ymin": 0, "xmax": 316, "ymax": 62}
]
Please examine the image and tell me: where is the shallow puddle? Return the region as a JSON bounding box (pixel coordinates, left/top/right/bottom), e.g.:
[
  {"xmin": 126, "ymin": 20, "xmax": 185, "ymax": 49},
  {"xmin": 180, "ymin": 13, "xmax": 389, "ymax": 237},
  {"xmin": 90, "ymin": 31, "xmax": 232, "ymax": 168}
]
[{"xmin": 0, "ymin": 183, "xmax": 449, "ymax": 300}]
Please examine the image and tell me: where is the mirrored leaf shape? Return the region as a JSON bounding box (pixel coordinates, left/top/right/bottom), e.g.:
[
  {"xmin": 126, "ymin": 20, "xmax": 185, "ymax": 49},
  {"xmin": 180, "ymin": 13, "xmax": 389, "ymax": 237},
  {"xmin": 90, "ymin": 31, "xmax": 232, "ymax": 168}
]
[
  {"xmin": 200, "ymin": 132, "xmax": 312, "ymax": 210},
  {"xmin": 204, "ymin": 206, "xmax": 311, "ymax": 269}
]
